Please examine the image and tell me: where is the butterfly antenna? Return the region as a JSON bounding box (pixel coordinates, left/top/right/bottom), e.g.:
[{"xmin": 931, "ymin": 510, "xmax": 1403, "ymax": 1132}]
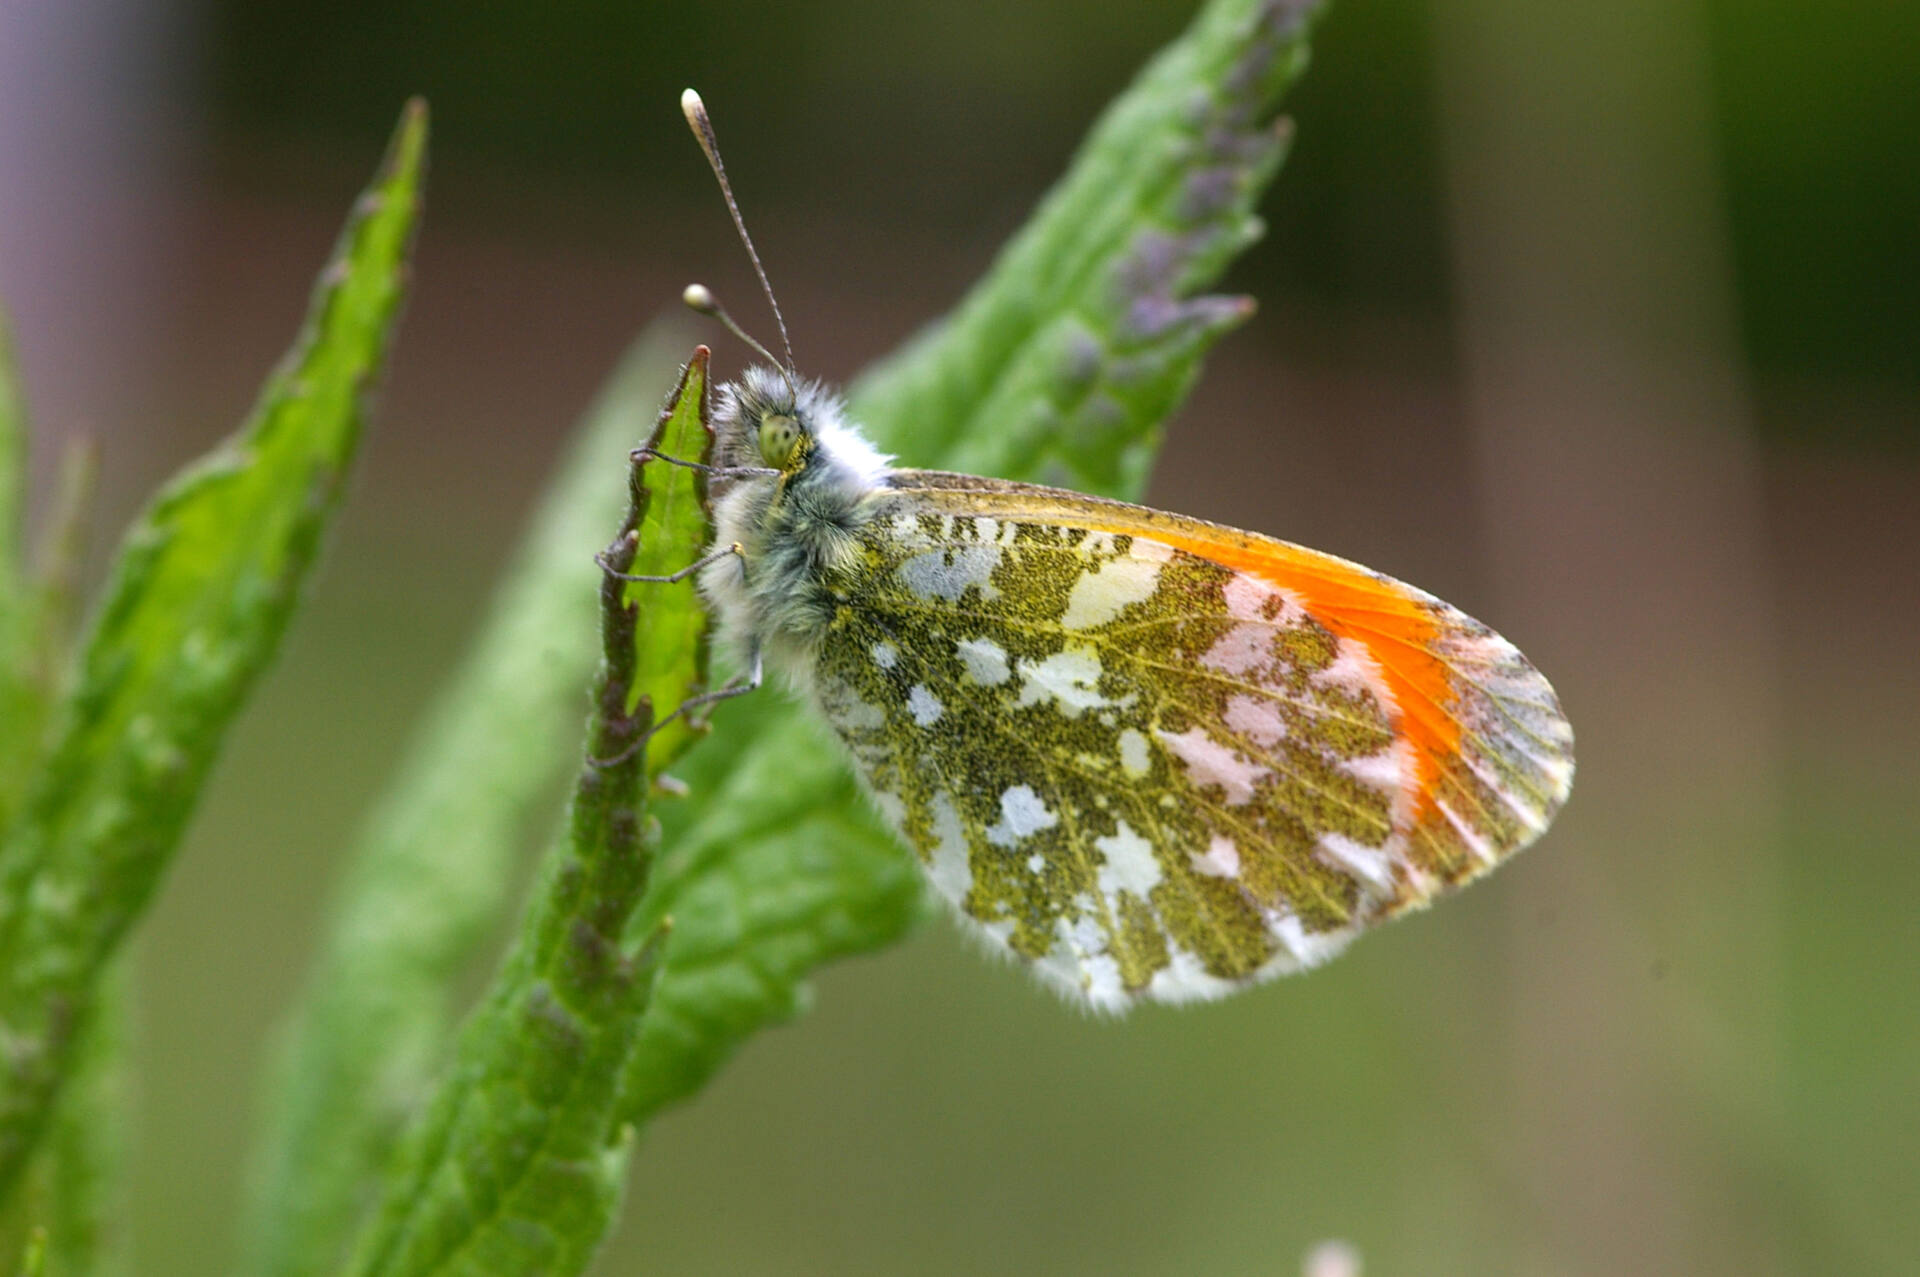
[
  {"xmin": 681, "ymin": 89, "xmax": 796, "ymax": 379},
  {"xmin": 681, "ymin": 283, "xmax": 786, "ymax": 372}
]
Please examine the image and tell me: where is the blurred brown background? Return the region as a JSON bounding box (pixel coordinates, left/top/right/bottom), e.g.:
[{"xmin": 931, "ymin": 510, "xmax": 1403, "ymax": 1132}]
[{"xmin": 1, "ymin": 0, "xmax": 1915, "ymax": 1273}]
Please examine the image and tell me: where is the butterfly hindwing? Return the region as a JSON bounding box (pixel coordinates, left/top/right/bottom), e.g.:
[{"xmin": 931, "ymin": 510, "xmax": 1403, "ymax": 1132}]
[{"xmin": 804, "ymin": 474, "xmax": 1573, "ymax": 1008}]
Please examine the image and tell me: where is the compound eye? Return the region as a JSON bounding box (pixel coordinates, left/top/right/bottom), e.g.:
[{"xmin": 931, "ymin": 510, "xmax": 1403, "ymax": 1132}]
[{"xmin": 758, "ymin": 413, "xmax": 801, "ymax": 467}]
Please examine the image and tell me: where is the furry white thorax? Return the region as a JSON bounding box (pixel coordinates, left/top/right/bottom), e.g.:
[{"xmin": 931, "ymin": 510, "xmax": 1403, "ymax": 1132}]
[{"xmin": 701, "ymin": 365, "xmax": 894, "ymax": 681}]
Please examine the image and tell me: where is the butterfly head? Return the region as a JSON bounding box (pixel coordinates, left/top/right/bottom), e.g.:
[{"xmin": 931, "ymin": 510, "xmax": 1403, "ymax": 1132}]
[{"xmin": 714, "ymin": 363, "xmax": 893, "ymax": 498}]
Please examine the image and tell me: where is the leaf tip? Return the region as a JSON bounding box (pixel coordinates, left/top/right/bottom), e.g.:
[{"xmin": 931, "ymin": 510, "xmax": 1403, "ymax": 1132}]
[{"xmin": 381, "ymin": 98, "xmax": 431, "ymax": 189}]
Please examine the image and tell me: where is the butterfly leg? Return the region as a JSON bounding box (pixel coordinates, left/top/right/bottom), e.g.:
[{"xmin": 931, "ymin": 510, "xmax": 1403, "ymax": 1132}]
[
  {"xmin": 628, "ymin": 445, "xmax": 778, "ymax": 481},
  {"xmin": 586, "ymin": 641, "xmax": 763, "ymax": 770},
  {"xmin": 653, "ymin": 641, "xmax": 764, "ymax": 735},
  {"xmin": 595, "ymin": 540, "xmax": 742, "ymax": 584},
  {"xmin": 587, "ymin": 537, "xmax": 757, "ymax": 769}
]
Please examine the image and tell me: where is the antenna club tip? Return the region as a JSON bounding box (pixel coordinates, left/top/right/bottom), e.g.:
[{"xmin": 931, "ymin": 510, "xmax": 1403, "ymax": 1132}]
[
  {"xmin": 680, "ymin": 88, "xmax": 706, "ymax": 123},
  {"xmin": 682, "ymin": 283, "xmax": 717, "ymax": 313}
]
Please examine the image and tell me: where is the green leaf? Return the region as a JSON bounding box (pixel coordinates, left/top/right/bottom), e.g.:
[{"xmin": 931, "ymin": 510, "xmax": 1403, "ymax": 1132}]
[
  {"xmin": 616, "ymin": 346, "xmax": 717, "ymax": 775},
  {"xmin": 852, "ymin": 0, "xmax": 1320, "ymax": 497},
  {"xmin": 0, "ymin": 100, "xmax": 428, "ymax": 1203},
  {"xmin": 629, "ymin": 0, "xmax": 1323, "ymax": 1125},
  {"xmin": 38, "ymin": 969, "xmax": 126, "ymax": 1277},
  {"xmin": 0, "ymin": 966, "xmax": 127, "ymax": 1277},
  {"xmin": 0, "ymin": 442, "xmax": 98, "ymax": 835},
  {"xmin": 621, "ymin": 705, "xmax": 926, "ymax": 1126},
  {"xmin": 339, "ymin": 357, "xmax": 712, "ymax": 1277},
  {"xmin": 240, "ymin": 325, "xmax": 691, "ymax": 1277}
]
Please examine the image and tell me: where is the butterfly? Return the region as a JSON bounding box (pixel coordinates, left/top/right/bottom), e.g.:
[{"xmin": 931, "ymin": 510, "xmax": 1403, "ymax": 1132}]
[{"xmin": 672, "ymin": 91, "xmax": 1574, "ymax": 1010}]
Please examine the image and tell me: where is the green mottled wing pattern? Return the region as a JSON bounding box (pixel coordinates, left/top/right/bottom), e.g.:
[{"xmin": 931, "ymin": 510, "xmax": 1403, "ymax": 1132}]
[
  {"xmin": 794, "ymin": 475, "xmax": 1574, "ymax": 1008},
  {"xmin": 802, "ymin": 476, "xmax": 1563, "ymax": 1009}
]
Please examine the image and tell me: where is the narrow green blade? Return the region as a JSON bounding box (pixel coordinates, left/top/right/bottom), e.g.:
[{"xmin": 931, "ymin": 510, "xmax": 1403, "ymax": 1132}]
[{"xmin": 0, "ymin": 100, "xmax": 428, "ymax": 1202}]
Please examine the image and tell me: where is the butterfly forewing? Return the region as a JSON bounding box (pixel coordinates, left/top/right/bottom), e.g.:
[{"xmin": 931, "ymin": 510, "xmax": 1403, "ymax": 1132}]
[{"xmin": 806, "ymin": 476, "xmax": 1573, "ymax": 1008}]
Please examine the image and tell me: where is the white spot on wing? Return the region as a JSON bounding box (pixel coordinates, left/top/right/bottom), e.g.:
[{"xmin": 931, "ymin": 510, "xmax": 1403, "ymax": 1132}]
[
  {"xmin": 1462, "ymin": 753, "xmax": 1549, "ymax": 832},
  {"xmin": 907, "ymin": 684, "xmax": 944, "ymax": 726},
  {"xmin": 1223, "ymin": 693, "xmax": 1287, "ymax": 746},
  {"xmin": 871, "ymin": 641, "xmax": 898, "ymax": 669},
  {"xmin": 1154, "ymin": 727, "xmax": 1269, "ymax": 805},
  {"xmin": 1128, "ymin": 536, "xmax": 1175, "ymax": 562},
  {"xmin": 1060, "ymin": 554, "xmax": 1163, "ymax": 630},
  {"xmin": 1201, "ymin": 623, "xmax": 1271, "ymax": 676},
  {"xmin": 822, "ymin": 681, "xmax": 885, "ymax": 731},
  {"xmin": 1314, "ymin": 636, "xmax": 1397, "ymax": 712},
  {"xmin": 1079, "ymin": 531, "xmax": 1118, "ymax": 556},
  {"xmin": 1015, "ymin": 648, "xmax": 1132, "ymax": 718},
  {"xmin": 1435, "ymin": 796, "xmax": 1499, "ymax": 866},
  {"xmin": 1117, "ymin": 728, "xmax": 1151, "ymax": 777},
  {"xmin": 1190, "ymin": 834, "xmax": 1241, "ymax": 878},
  {"xmin": 1080, "ymin": 955, "xmax": 1125, "ymax": 1008},
  {"xmin": 955, "ymin": 636, "xmax": 1012, "ymax": 686},
  {"xmin": 1094, "ymin": 821, "xmax": 1162, "ymax": 897},
  {"xmin": 1036, "ymin": 903, "xmax": 1125, "ymax": 1010},
  {"xmin": 985, "ymin": 785, "xmax": 1059, "ymax": 846},
  {"xmin": 1270, "ymin": 911, "xmax": 1355, "ymax": 968},
  {"xmin": 927, "ymin": 794, "xmax": 972, "ymax": 901},
  {"xmin": 1537, "ymin": 755, "xmax": 1575, "ymax": 798},
  {"xmin": 1340, "ymin": 744, "xmax": 1405, "ymax": 797},
  {"xmin": 1147, "ymin": 948, "xmax": 1237, "ymax": 1003},
  {"xmin": 897, "ymin": 544, "xmax": 1002, "ymax": 601},
  {"xmin": 1223, "ymin": 574, "xmax": 1305, "ymax": 624},
  {"xmin": 1317, "ymin": 832, "xmax": 1395, "ymax": 894}
]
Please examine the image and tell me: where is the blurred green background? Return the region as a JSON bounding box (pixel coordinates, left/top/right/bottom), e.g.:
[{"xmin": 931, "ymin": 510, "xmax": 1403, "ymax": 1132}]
[{"xmin": 2, "ymin": 0, "xmax": 1915, "ymax": 1273}]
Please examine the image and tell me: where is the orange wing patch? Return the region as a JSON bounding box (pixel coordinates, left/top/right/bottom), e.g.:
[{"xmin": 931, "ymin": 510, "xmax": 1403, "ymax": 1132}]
[
  {"xmin": 1144, "ymin": 533, "xmax": 1458, "ymax": 807},
  {"xmin": 1115, "ymin": 527, "xmax": 1570, "ymax": 894}
]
